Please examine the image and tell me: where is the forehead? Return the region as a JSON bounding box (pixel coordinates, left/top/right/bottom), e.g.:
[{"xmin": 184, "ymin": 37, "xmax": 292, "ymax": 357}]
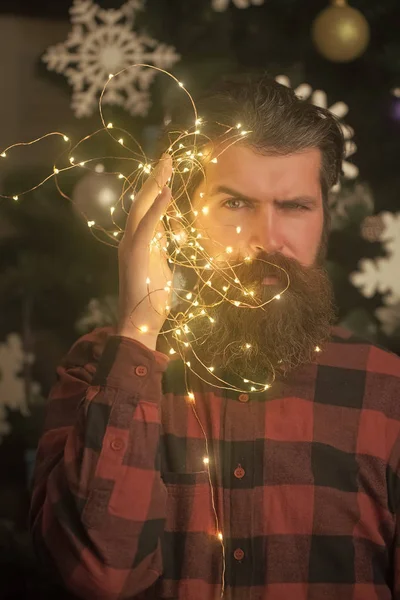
[{"xmin": 200, "ymin": 144, "xmax": 322, "ymax": 199}]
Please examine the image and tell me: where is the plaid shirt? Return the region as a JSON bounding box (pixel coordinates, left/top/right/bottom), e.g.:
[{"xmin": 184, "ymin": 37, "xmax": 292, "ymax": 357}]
[{"xmin": 30, "ymin": 326, "xmax": 400, "ymax": 600}]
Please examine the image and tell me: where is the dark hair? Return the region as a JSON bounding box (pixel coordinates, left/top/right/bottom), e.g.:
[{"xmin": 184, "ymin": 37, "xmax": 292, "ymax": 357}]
[{"xmin": 160, "ymin": 72, "xmax": 345, "ymax": 248}]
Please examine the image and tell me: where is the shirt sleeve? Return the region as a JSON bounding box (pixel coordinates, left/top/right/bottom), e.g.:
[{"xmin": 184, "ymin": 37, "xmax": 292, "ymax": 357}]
[{"xmin": 29, "ymin": 327, "xmax": 170, "ymax": 600}]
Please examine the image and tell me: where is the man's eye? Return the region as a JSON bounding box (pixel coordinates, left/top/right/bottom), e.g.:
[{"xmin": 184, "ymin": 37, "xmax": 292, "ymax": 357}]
[
  {"xmin": 282, "ymin": 202, "xmax": 310, "ymax": 211},
  {"xmin": 223, "ymin": 198, "xmax": 249, "ymax": 210}
]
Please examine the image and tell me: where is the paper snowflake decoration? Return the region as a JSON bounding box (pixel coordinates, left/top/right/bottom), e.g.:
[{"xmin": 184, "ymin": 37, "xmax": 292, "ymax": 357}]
[
  {"xmin": 0, "ymin": 333, "xmax": 40, "ymax": 443},
  {"xmin": 212, "ymin": 0, "xmax": 264, "ymax": 10},
  {"xmin": 76, "ymin": 295, "xmax": 118, "ymax": 334},
  {"xmin": 42, "ymin": 0, "xmax": 180, "ymax": 118},
  {"xmin": 275, "ymin": 75, "xmax": 358, "ymax": 191},
  {"xmin": 351, "ymin": 212, "xmax": 400, "ymax": 332}
]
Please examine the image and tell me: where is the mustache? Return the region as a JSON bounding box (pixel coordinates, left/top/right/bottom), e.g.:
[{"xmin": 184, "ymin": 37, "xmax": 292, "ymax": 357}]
[{"xmin": 212, "ymin": 252, "xmax": 311, "ymax": 287}]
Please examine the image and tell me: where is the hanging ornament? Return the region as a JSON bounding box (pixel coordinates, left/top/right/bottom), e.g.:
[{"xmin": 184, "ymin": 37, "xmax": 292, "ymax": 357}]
[{"xmin": 311, "ymin": 0, "xmax": 370, "ymax": 63}]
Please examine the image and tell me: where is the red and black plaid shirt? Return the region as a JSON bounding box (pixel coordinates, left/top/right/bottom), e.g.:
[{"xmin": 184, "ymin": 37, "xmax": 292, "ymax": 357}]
[{"xmin": 30, "ymin": 326, "xmax": 400, "ymax": 600}]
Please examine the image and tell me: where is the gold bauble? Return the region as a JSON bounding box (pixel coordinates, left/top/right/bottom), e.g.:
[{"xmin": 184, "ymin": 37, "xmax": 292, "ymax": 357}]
[{"xmin": 312, "ymin": 0, "xmax": 370, "ymax": 63}]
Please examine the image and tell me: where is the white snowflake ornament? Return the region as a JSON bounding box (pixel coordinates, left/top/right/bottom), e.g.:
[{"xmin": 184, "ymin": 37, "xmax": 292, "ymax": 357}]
[
  {"xmin": 212, "ymin": 0, "xmax": 264, "ymax": 11},
  {"xmin": 275, "ymin": 75, "xmax": 358, "ymax": 191},
  {"xmin": 42, "ymin": 0, "xmax": 180, "ymax": 118},
  {"xmin": 351, "ymin": 212, "xmax": 400, "ymax": 320},
  {"xmin": 0, "ymin": 333, "xmax": 41, "ymax": 443}
]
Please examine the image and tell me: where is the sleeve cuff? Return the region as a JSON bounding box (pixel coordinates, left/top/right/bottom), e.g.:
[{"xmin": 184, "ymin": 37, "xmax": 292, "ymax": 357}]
[{"xmin": 92, "ymin": 335, "xmax": 170, "ymax": 397}]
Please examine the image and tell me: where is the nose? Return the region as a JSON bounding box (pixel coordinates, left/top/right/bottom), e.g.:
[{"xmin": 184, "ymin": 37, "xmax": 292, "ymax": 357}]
[{"xmin": 247, "ymin": 215, "xmax": 284, "ymax": 257}]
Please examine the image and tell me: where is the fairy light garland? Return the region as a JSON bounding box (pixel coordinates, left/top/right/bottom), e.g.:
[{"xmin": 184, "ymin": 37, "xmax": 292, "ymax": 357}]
[{"xmin": 0, "ymin": 64, "xmax": 325, "ymax": 598}]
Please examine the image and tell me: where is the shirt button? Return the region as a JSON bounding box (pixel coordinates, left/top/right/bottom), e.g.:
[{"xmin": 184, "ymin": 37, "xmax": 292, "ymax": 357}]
[
  {"xmin": 234, "ymin": 548, "xmax": 245, "ymax": 561},
  {"xmin": 238, "ymin": 393, "xmax": 249, "ymax": 403},
  {"xmin": 135, "ymin": 365, "xmax": 148, "ymax": 377},
  {"xmin": 234, "ymin": 465, "xmax": 245, "ymax": 479},
  {"xmin": 110, "ymin": 438, "xmax": 125, "ymax": 451}
]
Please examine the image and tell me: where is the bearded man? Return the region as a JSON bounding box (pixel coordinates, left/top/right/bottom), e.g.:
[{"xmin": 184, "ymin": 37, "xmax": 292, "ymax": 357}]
[{"xmin": 30, "ymin": 74, "xmax": 400, "ymax": 600}]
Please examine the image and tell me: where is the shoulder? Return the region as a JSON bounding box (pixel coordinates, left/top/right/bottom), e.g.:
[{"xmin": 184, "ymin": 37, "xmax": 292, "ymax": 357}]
[{"xmin": 327, "ymin": 326, "xmax": 400, "ymax": 379}]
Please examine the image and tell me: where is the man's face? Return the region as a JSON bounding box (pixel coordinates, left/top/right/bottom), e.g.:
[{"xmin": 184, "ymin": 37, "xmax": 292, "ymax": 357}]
[
  {"xmin": 192, "ymin": 144, "xmax": 324, "ymax": 268},
  {"xmin": 169, "ymin": 144, "xmax": 335, "ymax": 385}
]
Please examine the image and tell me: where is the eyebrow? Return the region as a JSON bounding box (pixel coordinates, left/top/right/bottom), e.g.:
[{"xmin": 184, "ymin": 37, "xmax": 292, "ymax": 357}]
[{"xmin": 209, "ymin": 185, "xmax": 318, "ymax": 207}]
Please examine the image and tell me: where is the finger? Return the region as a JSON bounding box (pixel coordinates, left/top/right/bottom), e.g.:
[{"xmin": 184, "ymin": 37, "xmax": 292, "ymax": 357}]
[
  {"xmin": 126, "ymin": 153, "xmax": 172, "ymax": 236},
  {"xmin": 134, "ymin": 185, "xmax": 172, "ymax": 248}
]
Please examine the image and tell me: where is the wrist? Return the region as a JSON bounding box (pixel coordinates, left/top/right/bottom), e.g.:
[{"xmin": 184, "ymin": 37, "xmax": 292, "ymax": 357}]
[{"xmin": 116, "ymin": 324, "xmax": 159, "ymax": 351}]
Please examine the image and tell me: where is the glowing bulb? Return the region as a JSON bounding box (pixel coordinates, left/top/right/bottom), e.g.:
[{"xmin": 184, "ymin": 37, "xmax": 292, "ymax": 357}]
[
  {"xmin": 186, "ymin": 292, "xmax": 192, "ymax": 300},
  {"xmin": 245, "ymin": 343, "xmax": 251, "ymax": 349},
  {"xmin": 146, "ymin": 277, "xmax": 150, "ymax": 284},
  {"xmin": 193, "ymin": 210, "xmax": 198, "ymax": 216},
  {"xmin": 119, "ymin": 138, "xmax": 124, "ymax": 145},
  {"xmin": 243, "ymin": 379, "xmax": 249, "ymax": 383},
  {"xmin": 107, "ymin": 122, "xmax": 113, "ymax": 129},
  {"xmin": 188, "ymin": 392, "xmax": 195, "ymax": 401},
  {"xmin": 203, "ymin": 456, "xmax": 209, "ymax": 465},
  {"xmin": 1, "ymin": 152, "xmax": 6, "ymax": 158},
  {"xmin": 53, "ymin": 167, "xmax": 59, "ymax": 174},
  {"xmin": 211, "ymin": 158, "xmax": 218, "ymax": 163},
  {"xmin": 206, "ymin": 280, "xmax": 212, "ymax": 286},
  {"xmin": 110, "ymin": 207, "xmax": 115, "ymax": 215},
  {"xmin": 209, "ymin": 366, "xmax": 214, "ymax": 372},
  {"xmin": 63, "ymin": 135, "xmax": 69, "ymax": 142},
  {"xmin": 199, "ymin": 193, "xmax": 205, "ymax": 198},
  {"xmin": 234, "ymin": 278, "xmax": 240, "ymax": 283},
  {"xmin": 217, "ymin": 532, "xmax": 223, "ymax": 541},
  {"xmin": 236, "ymin": 123, "xmax": 242, "ymax": 129},
  {"xmin": 175, "ymin": 329, "xmax": 181, "ymax": 336},
  {"xmin": 226, "ymin": 246, "xmax": 233, "ymax": 254},
  {"xmin": 118, "ymin": 173, "xmax": 124, "ymax": 179},
  {"xmin": 69, "ymin": 157, "xmax": 75, "ymax": 164},
  {"xmin": 80, "ymin": 162, "xmax": 85, "ymax": 167},
  {"xmin": 251, "ymin": 386, "xmax": 256, "ymax": 391},
  {"xmin": 202, "ymin": 206, "xmax": 209, "ymax": 215},
  {"xmin": 108, "ymin": 73, "xmax": 114, "ymax": 79},
  {"xmin": 234, "ymin": 301, "xmax": 240, "ymax": 307},
  {"xmin": 186, "ymin": 361, "xmax": 191, "ymax": 367},
  {"xmin": 209, "ymin": 317, "xmax": 215, "ymax": 323},
  {"xmin": 264, "ymin": 384, "xmax": 270, "ymax": 390},
  {"xmin": 140, "ymin": 326, "xmax": 148, "ymax": 334},
  {"xmin": 244, "ymin": 256, "xmax": 251, "ymax": 262},
  {"xmin": 236, "ymin": 226, "xmax": 241, "ymax": 234},
  {"xmin": 178, "ymin": 81, "xmax": 184, "ymax": 87},
  {"xmin": 113, "ymin": 231, "xmax": 119, "ymax": 237},
  {"xmin": 130, "ymin": 194, "xmax": 135, "ymax": 200},
  {"xmin": 241, "ymin": 130, "xmax": 248, "ymax": 136},
  {"xmin": 87, "ymin": 221, "xmax": 95, "ymax": 227},
  {"xmin": 200, "ymin": 309, "xmax": 206, "ymax": 315},
  {"xmin": 195, "ymin": 118, "xmax": 202, "ymax": 125},
  {"xmin": 13, "ymin": 196, "xmax": 18, "ymax": 201},
  {"xmin": 222, "ymin": 286, "xmax": 228, "ymax": 292},
  {"xmin": 315, "ymin": 346, "xmax": 321, "ymax": 352},
  {"xmin": 274, "ymin": 294, "xmax": 281, "ymax": 300},
  {"xmin": 169, "ymin": 348, "xmax": 176, "ymax": 355}
]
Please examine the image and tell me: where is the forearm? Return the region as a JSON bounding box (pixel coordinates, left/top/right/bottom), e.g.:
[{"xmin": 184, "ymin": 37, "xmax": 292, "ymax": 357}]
[{"xmin": 30, "ymin": 333, "xmax": 169, "ymax": 600}]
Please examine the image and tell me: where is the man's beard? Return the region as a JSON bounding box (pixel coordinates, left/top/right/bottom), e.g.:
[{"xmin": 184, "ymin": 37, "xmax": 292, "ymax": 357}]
[{"xmin": 165, "ymin": 251, "xmax": 336, "ymax": 385}]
